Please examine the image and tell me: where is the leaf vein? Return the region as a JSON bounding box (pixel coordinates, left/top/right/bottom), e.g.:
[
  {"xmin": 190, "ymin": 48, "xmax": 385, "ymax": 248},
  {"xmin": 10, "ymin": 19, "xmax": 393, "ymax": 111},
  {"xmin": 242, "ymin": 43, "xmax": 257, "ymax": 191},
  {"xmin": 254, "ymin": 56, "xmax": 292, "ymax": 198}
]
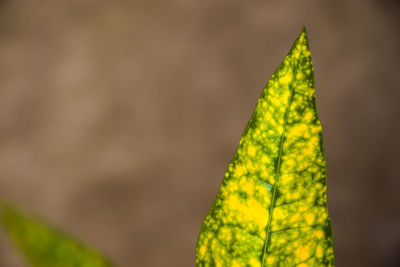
[{"xmin": 260, "ymin": 36, "xmax": 305, "ymax": 267}]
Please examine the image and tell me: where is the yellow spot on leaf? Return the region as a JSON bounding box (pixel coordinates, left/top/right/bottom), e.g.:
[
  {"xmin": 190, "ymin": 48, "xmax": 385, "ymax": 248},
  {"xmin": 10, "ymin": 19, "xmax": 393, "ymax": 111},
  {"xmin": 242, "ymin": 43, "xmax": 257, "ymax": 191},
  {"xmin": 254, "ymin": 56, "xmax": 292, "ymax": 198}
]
[
  {"xmin": 199, "ymin": 245, "xmax": 206, "ymax": 256},
  {"xmin": 235, "ymin": 164, "xmax": 246, "ymax": 177},
  {"xmin": 232, "ymin": 260, "xmax": 240, "ymax": 267},
  {"xmin": 242, "ymin": 180, "xmax": 254, "ymax": 196},
  {"xmin": 226, "ymin": 195, "xmax": 241, "ymax": 210},
  {"xmin": 304, "ymin": 111, "xmax": 313, "ymax": 121},
  {"xmin": 246, "ymin": 161, "xmax": 254, "ymax": 171},
  {"xmin": 247, "ymin": 145, "xmax": 256, "ymax": 156},
  {"xmin": 261, "ymin": 155, "xmax": 269, "ymax": 163},
  {"xmin": 266, "ymin": 256, "xmax": 275, "ymax": 265},
  {"xmin": 250, "ymin": 257, "xmax": 260, "ymax": 267},
  {"xmin": 305, "ymin": 213, "xmax": 315, "ymax": 224},
  {"xmin": 314, "ymin": 230, "xmax": 324, "ymax": 238},
  {"xmin": 274, "ymin": 207, "xmax": 284, "ymax": 220},
  {"xmin": 246, "ymin": 198, "xmax": 268, "ymax": 227},
  {"xmin": 295, "ymin": 245, "xmax": 310, "ymax": 261},
  {"xmin": 316, "ymin": 244, "xmax": 323, "ymax": 258}
]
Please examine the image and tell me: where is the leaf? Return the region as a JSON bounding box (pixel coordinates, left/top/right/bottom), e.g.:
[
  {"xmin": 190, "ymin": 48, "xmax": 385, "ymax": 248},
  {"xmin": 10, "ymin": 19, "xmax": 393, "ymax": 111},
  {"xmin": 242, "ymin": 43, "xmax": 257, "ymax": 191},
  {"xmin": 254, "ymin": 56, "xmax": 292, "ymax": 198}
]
[
  {"xmin": 0, "ymin": 202, "xmax": 113, "ymax": 267},
  {"xmin": 196, "ymin": 27, "xmax": 335, "ymax": 266}
]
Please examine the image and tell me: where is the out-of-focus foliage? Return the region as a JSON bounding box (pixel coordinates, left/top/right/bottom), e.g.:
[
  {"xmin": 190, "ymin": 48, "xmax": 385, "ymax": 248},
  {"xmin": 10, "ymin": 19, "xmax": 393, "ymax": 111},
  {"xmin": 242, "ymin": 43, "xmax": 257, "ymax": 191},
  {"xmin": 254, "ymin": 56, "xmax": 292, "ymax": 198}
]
[
  {"xmin": 196, "ymin": 28, "xmax": 335, "ymax": 266},
  {"xmin": 0, "ymin": 202, "xmax": 113, "ymax": 267}
]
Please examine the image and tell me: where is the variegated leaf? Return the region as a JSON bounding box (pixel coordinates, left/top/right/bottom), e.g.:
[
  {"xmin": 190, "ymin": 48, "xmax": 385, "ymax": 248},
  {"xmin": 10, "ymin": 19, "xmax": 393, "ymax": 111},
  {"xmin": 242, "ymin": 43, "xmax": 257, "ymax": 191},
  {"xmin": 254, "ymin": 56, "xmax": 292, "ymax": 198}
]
[{"xmin": 196, "ymin": 27, "xmax": 335, "ymax": 267}]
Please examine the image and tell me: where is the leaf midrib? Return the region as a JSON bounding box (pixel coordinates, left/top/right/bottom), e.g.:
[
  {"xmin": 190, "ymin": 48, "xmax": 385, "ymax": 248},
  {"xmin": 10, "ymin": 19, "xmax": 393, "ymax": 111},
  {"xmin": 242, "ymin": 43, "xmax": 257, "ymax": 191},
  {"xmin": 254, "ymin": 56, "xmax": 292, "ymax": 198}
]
[{"xmin": 260, "ymin": 39, "xmax": 304, "ymax": 267}]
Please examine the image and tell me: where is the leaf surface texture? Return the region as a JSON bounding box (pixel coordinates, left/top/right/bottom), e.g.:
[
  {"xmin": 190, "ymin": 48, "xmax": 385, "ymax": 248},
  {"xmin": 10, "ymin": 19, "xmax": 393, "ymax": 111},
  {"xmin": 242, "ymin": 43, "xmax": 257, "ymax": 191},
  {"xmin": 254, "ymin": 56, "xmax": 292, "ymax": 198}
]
[{"xmin": 196, "ymin": 28, "xmax": 335, "ymax": 267}]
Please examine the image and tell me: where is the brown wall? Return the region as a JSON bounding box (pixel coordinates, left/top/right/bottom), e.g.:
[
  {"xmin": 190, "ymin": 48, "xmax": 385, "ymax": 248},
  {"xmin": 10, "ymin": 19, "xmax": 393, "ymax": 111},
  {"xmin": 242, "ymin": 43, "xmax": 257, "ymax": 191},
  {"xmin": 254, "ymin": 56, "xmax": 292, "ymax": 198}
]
[{"xmin": 0, "ymin": 1, "xmax": 399, "ymax": 266}]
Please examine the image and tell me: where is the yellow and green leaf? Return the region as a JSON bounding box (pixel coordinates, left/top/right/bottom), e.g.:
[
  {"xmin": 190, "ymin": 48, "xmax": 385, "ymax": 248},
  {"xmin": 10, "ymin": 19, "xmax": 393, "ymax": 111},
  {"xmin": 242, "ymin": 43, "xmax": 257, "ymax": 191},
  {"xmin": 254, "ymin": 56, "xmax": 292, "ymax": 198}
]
[
  {"xmin": 0, "ymin": 202, "xmax": 113, "ymax": 267},
  {"xmin": 196, "ymin": 28, "xmax": 335, "ymax": 266}
]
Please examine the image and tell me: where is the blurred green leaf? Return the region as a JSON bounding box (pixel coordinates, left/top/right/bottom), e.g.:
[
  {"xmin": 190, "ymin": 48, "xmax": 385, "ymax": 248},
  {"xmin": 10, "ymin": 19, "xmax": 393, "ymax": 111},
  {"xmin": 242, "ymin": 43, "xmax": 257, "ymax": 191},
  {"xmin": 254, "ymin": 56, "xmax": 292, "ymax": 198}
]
[
  {"xmin": 196, "ymin": 28, "xmax": 335, "ymax": 266},
  {"xmin": 0, "ymin": 202, "xmax": 113, "ymax": 267}
]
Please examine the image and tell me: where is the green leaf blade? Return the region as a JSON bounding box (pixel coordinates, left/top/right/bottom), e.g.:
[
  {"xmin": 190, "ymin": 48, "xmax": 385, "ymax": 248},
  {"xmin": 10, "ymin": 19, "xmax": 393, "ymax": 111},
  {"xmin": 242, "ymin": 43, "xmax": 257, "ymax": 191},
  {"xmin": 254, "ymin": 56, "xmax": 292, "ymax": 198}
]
[
  {"xmin": 196, "ymin": 28, "xmax": 334, "ymax": 267},
  {"xmin": 0, "ymin": 203, "xmax": 113, "ymax": 267}
]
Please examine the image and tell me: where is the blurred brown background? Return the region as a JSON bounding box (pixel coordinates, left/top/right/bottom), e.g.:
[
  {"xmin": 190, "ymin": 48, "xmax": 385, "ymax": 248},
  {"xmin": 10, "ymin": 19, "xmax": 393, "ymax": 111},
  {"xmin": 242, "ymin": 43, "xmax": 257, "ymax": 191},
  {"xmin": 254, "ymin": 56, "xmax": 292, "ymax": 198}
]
[{"xmin": 0, "ymin": 0, "xmax": 399, "ymax": 266}]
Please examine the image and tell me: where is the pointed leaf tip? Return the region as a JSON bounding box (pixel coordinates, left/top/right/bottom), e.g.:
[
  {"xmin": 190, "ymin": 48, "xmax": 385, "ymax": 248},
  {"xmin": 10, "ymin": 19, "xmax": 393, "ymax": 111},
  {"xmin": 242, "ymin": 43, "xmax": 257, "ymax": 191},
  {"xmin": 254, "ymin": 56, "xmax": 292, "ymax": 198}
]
[{"xmin": 296, "ymin": 27, "xmax": 309, "ymax": 47}]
